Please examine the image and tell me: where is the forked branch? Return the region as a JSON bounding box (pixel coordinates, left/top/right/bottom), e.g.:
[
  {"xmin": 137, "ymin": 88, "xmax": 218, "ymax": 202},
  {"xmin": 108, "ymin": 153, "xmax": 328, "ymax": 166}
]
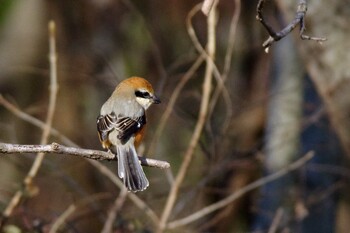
[{"xmin": 256, "ymin": 0, "xmax": 326, "ymax": 51}]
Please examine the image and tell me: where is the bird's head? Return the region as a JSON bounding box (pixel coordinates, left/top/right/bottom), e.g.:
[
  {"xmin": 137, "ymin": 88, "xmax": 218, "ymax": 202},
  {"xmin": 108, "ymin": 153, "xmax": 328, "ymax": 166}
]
[{"xmin": 120, "ymin": 77, "xmax": 161, "ymax": 110}]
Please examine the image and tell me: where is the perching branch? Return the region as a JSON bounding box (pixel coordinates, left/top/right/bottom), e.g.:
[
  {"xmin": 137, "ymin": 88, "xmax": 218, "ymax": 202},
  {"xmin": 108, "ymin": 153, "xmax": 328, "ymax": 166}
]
[
  {"xmin": 256, "ymin": 0, "xmax": 326, "ymax": 52},
  {"xmin": 0, "ymin": 20, "xmax": 163, "ymax": 229},
  {"xmin": 0, "ymin": 94, "xmax": 161, "ymax": 226},
  {"xmin": 0, "ymin": 142, "xmax": 170, "ymax": 169}
]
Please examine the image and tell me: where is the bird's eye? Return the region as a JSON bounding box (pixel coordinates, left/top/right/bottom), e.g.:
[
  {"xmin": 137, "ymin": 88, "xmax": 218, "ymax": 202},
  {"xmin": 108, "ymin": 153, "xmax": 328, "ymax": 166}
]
[{"xmin": 135, "ymin": 90, "xmax": 151, "ymax": 98}]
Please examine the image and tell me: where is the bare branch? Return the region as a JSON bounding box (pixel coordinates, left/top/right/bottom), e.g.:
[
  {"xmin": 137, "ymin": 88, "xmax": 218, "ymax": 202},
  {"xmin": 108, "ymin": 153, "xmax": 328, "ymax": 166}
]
[
  {"xmin": 2, "ymin": 21, "xmax": 59, "ymax": 223},
  {"xmin": 101, "ymin": 188, "xmax": 128, "ymax": 233},
  {"xmin": 256, "ymin": 0, "xmax": 326, "ymax": 51},
  {"xmin": 0, "ymin": 94, "xmax": 161, "ymax": 226},
  {"xmin": 0, "ymin": 19, "xmax": 164, "ymax": 228},
  {"xmin": 166, "ymin": 151, "xmax": 314, "ymax": 229},
  {"xmin": 201, "ymin": 0, "xmax": 216, "ymax": 16},
  {"xmin": 86, "ymin": 159, "xmax": 161, "ymax": 224},
  {"xmin": 268, "ymin": 208, "xmax": 284, "ymax": 233},
  {"xmin": 208, "ymin": 0, "xmax": 241, "ymax": 133},
  {"xmin": 0, "ymin": 142, "xmax": 170, "ymax": 169},
  {"xmin": 0, "ymin": 95, "xmax": 74, "ymax": 146},
  {"xmin": 148, "ymin": 54, "xmax": 205, "ymax": 156},
  {"xmin": 49, "ymin": 193, "xmax": 110, "ymax": 233},
  {"xmin": 158, "ymin": 2, "xmax": 218, "ymax": 232}
]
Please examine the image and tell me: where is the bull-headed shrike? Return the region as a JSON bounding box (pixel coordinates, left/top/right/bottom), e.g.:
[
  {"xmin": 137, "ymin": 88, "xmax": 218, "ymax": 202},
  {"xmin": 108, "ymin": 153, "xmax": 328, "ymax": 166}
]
[{"xmin": 97, "ymin": 77, "xmax": 160, "ymax": 192}]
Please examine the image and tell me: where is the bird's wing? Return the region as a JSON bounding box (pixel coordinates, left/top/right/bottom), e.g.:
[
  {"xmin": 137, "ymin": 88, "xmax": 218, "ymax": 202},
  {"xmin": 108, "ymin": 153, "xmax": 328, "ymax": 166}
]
[{"xmin": 97, "ymin": 112, "xmax": 146, "ymax": 145}]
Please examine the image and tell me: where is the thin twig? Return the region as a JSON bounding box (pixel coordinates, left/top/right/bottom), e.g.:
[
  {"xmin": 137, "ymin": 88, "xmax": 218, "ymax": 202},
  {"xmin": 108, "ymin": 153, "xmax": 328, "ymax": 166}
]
[
  {"xmin": 201, "ymin": 0, "xmax": 215, "ymax": 16},
  {"xmin": 87, "ymin": 159, "xmax": 160, "ymax": 224},
  {"xmin": 256, "ymin": 0, "xmax": 326, "ymax": 52},
  {"xmin": 148, "ymin": 3, "xmax": 226, "ymax": 159},
  {"xmin": 208, "ymin": 0, "xmax": 241, "ymax": 132},
  {"xmin": 0, "ymin": 95, "xmax": 73, "ymax": 146},
  {"xmin": 49, "ymin": 193, "xmax": 110, "ymax": 233},
  {"xmin": 26, "ymin": 20, "xmax": 59, "ymax": 181},
  {"xmin": 147, "ymin": 53, "xmax": 205, "ymax": 187},
  {"xmin": 158, "ymin": 2, "xmax": 218, "ymax": 232},
  {"xmin": 148, "ymin": 54, "xmax": 205, "ymax": 156},
  {"xmin": 2, "ymin": 20, "xmax": 59, "ymax": 221},
  {"xmin": 120, "ymin": 0, "xmax": 167, "ymax": 95},
  {"xmin": 268, "ymin": 208, "xmax": 284, "ymax": 233},
  {"xmin": 101, "ymin": 188, "xmax": 128, "ymax": 233},
  {"xmin": 166, "ymin": 151, "xmax": 314, "ymax": 229},
  {"xmin": 0, "ymin": 142, "xmax": 170, "ymax": 169},
  {"xmin": 49, "ymin": 206, "xmax": 75, "ymax": 233},
  {"xmin": 187, "ymin": 3, "xmax": 233, "ymax": 133},
  {"xmin": 222, "ymin": 0, "xmax": 241, "ymax": 79}
]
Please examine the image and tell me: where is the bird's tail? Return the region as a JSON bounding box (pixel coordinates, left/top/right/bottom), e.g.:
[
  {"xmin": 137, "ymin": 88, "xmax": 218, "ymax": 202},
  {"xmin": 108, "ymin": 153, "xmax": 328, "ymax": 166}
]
[{"xmin": 112, "ymin": 144, "xmax": 149, "ymax": 192}]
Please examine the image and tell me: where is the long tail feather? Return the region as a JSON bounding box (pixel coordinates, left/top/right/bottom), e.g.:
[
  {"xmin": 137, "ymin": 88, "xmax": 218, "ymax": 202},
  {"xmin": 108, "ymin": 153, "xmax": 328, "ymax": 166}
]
[{"xmin": 114, "ymin": 145, "xmax": 149, "ymax": 192}]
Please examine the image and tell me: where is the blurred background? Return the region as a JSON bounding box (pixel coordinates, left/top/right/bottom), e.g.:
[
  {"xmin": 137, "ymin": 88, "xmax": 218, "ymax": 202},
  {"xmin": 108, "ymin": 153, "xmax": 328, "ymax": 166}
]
[{"xmin": 0, "ymin": 0, "xmax": 349, "ymax": 232}]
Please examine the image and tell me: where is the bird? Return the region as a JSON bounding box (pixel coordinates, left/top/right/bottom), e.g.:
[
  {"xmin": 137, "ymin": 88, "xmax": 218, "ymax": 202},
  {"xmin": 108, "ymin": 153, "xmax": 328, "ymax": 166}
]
[{"xmin": 97, "ymin": 77, "xmax": 160, "ymax": 192}]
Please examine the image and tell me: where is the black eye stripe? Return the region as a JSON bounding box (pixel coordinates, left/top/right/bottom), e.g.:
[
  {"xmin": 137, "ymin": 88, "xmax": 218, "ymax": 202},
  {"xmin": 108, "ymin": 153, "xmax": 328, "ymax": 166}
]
[{"xmin": 135, "ymin": 90, "xmax": 151, "ymax": 98}]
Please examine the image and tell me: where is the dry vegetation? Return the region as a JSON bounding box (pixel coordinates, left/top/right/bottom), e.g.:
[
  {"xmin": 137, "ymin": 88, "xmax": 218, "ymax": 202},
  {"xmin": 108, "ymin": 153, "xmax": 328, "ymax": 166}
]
[{"xmin": 0, "ymin": 0, "xmax": 349, "ymax": 232}]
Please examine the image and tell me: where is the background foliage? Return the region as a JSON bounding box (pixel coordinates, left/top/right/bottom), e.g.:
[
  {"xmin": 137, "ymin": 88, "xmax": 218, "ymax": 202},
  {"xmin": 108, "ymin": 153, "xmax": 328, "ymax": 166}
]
[{"xmin": 0, "ymin": 0, "xmax": 349, "ymax": 232}]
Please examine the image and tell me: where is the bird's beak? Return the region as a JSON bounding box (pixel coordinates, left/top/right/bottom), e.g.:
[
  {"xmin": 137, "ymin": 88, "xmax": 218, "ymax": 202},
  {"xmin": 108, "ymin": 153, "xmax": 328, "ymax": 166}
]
[{"xmin": 152, "ymin": 95, "xmax": 161, "ymax": 104}]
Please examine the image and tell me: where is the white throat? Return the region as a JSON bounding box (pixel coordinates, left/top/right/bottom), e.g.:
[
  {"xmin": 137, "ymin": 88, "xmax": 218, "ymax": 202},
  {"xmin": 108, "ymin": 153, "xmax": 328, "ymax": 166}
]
[{"xmin": 136, "ymin": 97, "xmax": 152, "ymax": 110}]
